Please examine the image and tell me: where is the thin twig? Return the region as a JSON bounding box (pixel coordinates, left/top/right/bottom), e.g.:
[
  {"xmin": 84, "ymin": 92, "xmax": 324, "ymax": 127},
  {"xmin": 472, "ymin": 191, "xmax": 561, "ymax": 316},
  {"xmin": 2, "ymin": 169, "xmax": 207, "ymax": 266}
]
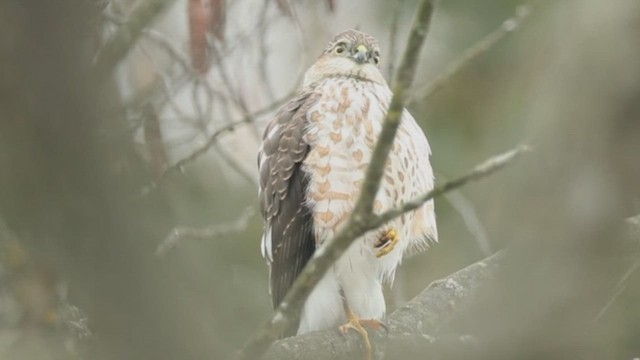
[
  {"xmin": 142, "ymin": 29, "xmax": 193, "ymax": 73},
  {"xmin": 369, "ymin": 145, "xmax": 529, "ymax": 229},
  {"xmin": 210, "ymin": 43, "xmax": 262, "ymax": 141},
  {"xmin": 444, "ymin": 190, "xmax": 492, "ymax": 256},
  {"xmin": 137, "ymin": 41, "xmax": 190, "ymax": 120},
  {"xmin": 163, "ymin": 94, "xmax": 289, "ymax": 177},
  {"xmin": 138, "ymin": 93, "xmax": 291, "ymax": 195},
  {"xmin": 93, "ymin": 0, "xmax": 178, "ymax": 82},
  {"xmin": 156, "ymin": 207, "xmax": 255, "ymax": 257},
  {"xmin": 408, "ymin": 3, "xmax": 534, "ymax": 104},
  {"xmin": 593, "ymin": 258, "xmax": 640, "ymax": 322},
  {"xmin": 209, "ymin": 93, "xmax": 259, "ymax": 185},
  {"xmin": 257, "ymin": 1, "xmax": 276, "ymax": 103},
  {"xmin": 387, "ymin": 0, "xmax": 405, "ymax": 82},
  {"xmin": 593, "ymin": 214, "xmax": 640, "ymax": 321}
]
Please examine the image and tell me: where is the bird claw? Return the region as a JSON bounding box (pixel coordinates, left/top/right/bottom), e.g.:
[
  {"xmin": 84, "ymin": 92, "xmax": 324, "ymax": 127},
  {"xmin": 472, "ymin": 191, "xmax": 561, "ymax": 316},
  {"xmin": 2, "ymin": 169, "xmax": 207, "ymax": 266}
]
[
  {"xmin": 339, "ymin": 315, "xmax": 385, "ymax": 360},
  {"xmin": 339, "ymin": 318, "xmax": 387, "ymax": 334},
  {"xmin": 374, "ymin": 228, "xmax": 399, "ymax": 258}
]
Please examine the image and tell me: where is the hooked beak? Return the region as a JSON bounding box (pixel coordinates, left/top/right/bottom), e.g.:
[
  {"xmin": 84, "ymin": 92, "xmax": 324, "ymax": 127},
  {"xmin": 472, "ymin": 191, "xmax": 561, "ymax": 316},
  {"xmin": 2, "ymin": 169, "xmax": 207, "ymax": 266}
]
[{"xmin": 352, "ymin": 44, "xmax": 369, "ymax": 64}]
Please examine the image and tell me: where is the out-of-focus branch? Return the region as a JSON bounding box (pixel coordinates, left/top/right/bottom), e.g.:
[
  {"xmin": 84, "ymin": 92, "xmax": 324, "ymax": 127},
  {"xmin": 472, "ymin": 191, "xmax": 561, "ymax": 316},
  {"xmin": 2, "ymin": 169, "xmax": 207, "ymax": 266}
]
[
  {"xmin": 445, "ymin": 190, "xmax": 492, "ymax": 255},
  {"xmin": 354, "ymin": 0, "xmax": 436, "ymax": 216},
  {"xmin": 164, "ymin": 95, "xmax": 289, "ymax": 177},
  {"xmin": 138, "ymin": 92, "xmax": 291, "ymax": 196},
  {"xmin": 238, "ymin": 137, "xmax": 526, "ymax": 358},
  {"xmin": 93, "ymin": 0, "xmax": 178, "ymax": 82},
  {"xmin": 262, "ymin": 251, "xmax": 506, "ymax": 360},
  {"xmin": 369, "ymin": 145, "xmax": 528, "ymax": 230},
  {"xmin": 593, "ymin": 214, "xmax": 640, "ymax": 321},
  {"xmin": 236, "ymin": 2, "xmax": 437, "ymax": 358},
  {"xmin": 262, "ymin": 213, "xmax": 640, "ymax": 359},
  {"xmin": 156, "ymin": 207, "xmax": 255, "ymax": 257},
  {"xmin": 142, "ymin": 29, "xmax": 194, "ymax": 73},
  {"xmin": 408, "ymin": 3, "xmax": 534, "ymax": 105},
  {"xmin": 387, "ymin": 0, "xmax": 405, "ymax": 82}
]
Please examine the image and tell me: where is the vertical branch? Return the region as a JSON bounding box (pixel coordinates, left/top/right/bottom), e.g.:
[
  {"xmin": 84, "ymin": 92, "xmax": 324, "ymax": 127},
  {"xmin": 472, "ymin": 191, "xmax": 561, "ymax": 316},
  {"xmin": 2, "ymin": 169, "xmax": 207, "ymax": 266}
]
[
  {"xmin": 93, "ymin": 0, "xmax": 178, "ymax": 81},
  {"xmin": 353, "ymin": 0, "xmax": 435, "ymax": 216},
  {"xmin": 408, "ymin": 3, "xmax": 533, "ymax": 104},
  {"xmin": 387, "ymin": 0, "xmax": 405, "ymax": 82}
]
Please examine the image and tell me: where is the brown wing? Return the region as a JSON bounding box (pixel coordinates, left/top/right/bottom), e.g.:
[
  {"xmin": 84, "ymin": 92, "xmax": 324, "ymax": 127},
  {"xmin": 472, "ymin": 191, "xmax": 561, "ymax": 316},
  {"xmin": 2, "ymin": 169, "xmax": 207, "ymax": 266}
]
[{"xmin": 258, "ymin": 90, "xmax": 319, "ymax": 320}]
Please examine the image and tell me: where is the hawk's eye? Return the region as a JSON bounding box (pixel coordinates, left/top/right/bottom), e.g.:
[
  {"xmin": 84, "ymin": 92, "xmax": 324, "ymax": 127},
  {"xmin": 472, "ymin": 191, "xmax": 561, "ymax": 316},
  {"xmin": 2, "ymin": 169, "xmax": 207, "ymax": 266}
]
[{"xmin": 333, "ymin": 42, "xmax": 347, "ymax": 55}]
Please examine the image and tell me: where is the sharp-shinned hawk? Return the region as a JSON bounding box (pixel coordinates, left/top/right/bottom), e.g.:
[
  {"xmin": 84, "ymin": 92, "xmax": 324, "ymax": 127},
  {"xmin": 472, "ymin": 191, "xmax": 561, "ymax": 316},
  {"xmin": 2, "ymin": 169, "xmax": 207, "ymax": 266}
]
[{"xmin": 258, "ymin": 29, "xmax": 437, "ymax": 352}]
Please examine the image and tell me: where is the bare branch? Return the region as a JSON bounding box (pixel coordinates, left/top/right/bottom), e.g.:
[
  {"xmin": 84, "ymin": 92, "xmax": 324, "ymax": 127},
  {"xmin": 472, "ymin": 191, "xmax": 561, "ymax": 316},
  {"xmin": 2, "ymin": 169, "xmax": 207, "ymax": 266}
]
[
  {"xmin": 408, "ymin": 3, "xmax": 534, "ymax": 104},
  {"xmin": 593, "ymin": 214, "xmax": 640, "ymax": 321},
  {"xmin": 387, "ymin": 0, "xmax": 406, "ymax": 82},
  {"xmin": 370, "ymin": 145, "xmax": 529, "ymax": 230},
  {"xmin": 238, "ymin": 139, "xmax": 526, "ymax": 359},
  {"xmin": 210, "ymin": 44, "xmax": 261, "ymax": 141},
  {"xmin": 593, "ymin": 257, "xmax": 640, "ymax": 322},
  {"xmin": 142, "ymin": 29, "xmax": 194, "ymax": 73},
  {"xmin": 354, "ymin": 0, "xmax": 436, "ymax": 217},
  {"xmin": 167, "ymin": 96, "xmax": 288, "ymax": 176},
  {"xmin": 210, "ymin": 139, "xmax": 258, "ymax": 185},
  {"xmin": 156, "ymin": 207, "xmax": 255, "ymax": 257},
  {"xmin": 256, "ymin": 1, "xmax": 276, "ymax": 103},
  {"xmin": 261, "ymin": 213, "xmax": 640, "ymax": 359},
  {"xmin": 93, "ymin": 0, "xmax": 178, "ymax": 82},
  {"xmin": 262, "ymin": 251, "xmax": 506, "ymax": 360},
  {"xmin": 444, "ymin": 190, "xmax": 492, "ymax": 255},
  {"xmin": 138, "ymin": 93, "xmax": 291, "ymax": 196}
]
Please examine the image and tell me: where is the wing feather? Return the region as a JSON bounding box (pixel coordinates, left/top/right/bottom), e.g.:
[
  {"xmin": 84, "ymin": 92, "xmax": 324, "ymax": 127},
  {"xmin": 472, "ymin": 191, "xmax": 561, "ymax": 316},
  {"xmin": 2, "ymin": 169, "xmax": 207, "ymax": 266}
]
[{"xmin": 258, "ymin": 90, "xmax": 320, "ymax": 324}]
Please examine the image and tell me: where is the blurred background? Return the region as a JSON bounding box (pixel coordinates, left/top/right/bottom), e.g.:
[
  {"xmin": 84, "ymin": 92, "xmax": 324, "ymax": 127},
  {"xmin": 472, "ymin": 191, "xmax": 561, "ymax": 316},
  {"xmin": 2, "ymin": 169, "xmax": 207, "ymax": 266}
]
[{"xmin": 0, "ymin": 0, "xmax": 639, "ymax": 359}]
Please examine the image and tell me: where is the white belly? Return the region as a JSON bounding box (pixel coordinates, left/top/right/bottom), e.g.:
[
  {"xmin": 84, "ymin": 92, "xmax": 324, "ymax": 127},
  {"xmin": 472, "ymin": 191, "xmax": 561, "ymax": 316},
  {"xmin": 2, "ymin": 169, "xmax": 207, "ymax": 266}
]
[{"xmin": 298, "ymin": 77, "xmax": 437, "ymax": 334}]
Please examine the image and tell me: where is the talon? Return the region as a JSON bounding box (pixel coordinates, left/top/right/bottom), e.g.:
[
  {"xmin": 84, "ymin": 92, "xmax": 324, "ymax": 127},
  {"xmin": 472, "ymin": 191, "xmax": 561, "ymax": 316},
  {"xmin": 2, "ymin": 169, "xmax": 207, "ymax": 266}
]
[
  {"xmin": 359, "ymin": 319, "xmax": 388, "ymax": 333},
  {"xmin": 374, "ymin": 228, "xmax": 399, "ymax": 258},
  {"xmin": 340, "ymin": 309, "xmax": 383, "ymax": 360}
]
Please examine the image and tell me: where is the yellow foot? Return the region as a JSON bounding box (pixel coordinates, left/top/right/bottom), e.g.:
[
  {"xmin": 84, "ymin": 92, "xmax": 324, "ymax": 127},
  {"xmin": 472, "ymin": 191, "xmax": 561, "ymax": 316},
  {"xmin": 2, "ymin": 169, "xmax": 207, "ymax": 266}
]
[
  {"xmin": 339, "ymin": 315, "xmax": 385, "ymax": 360},
  {"xmin": 374, "ymin": 228, "xmax": 400, "ymax": 258}
]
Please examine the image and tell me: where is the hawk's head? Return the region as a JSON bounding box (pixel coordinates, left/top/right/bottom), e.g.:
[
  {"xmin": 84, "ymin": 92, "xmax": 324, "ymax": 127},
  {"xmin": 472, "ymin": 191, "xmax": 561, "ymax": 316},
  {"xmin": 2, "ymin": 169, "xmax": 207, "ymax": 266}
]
[{"xmin": 303, "ymin": 29, "xmax": 385, "ymax": 86}]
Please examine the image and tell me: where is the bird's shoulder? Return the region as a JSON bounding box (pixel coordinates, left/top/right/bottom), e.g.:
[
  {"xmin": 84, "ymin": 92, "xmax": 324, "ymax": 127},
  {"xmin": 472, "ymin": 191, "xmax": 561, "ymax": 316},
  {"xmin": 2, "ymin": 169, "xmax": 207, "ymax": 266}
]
[{"xmin": 258, "ymin": 88, "xmax": 321, "ymax": 221}]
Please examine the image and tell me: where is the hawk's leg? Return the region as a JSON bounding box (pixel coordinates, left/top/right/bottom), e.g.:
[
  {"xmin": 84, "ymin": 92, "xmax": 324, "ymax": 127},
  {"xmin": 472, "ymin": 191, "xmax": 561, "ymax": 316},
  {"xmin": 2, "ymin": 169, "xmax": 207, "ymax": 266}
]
[
  {"xmin": 374, "ymin": 228, "xmax": 400, "ymax": 258},
  {"xmin": 339, "ymin": 304, "xmax": 386, "ymax": 360}
]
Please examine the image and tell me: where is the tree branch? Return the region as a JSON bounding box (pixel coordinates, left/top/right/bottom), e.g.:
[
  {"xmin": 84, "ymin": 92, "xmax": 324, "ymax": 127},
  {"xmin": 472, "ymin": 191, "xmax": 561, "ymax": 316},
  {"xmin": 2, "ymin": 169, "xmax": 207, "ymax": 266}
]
[
  {"xmin": 369, "ymin": 145, "xmax": 528, "ymax": 230},
  {"xmin": 354, "ymin": 0, "xmax": 436, "ymax": 217},
  {"xmin": 262, "ymin": 213, "xmax": 640, "ymax": 359},
  {"xmin": 262, "ymin": 251, "xmax": 506, "ymax": 360},
  {"xmin": 93, "ymin": 0, "xmax": 178, "ymax": 82},
  {"xmin": 408, "ymin": 3, "xmax": 534, "ymax": 105},
  {"xmin": 170, "ymin": 102, "xmax": 285, "ymax": 170},
  {"xmin": 237, "ymin": 142, "xmax": 527, "ymax": 359},
  {"xmin": 155, "ymin": 207, "xmax": 255, "ymax": 257}
]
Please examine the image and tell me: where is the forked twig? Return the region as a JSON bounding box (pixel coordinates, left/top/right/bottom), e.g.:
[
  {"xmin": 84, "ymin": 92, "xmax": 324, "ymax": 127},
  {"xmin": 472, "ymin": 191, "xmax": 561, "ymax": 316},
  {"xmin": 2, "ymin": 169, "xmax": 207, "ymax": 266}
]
[
  {"xmin": 408, "ymin": 4, "xmax": 534, "ymax": 104},
  {"xmin": 156, "ymin": 207, "xmax": 255, "ymax": 257}
]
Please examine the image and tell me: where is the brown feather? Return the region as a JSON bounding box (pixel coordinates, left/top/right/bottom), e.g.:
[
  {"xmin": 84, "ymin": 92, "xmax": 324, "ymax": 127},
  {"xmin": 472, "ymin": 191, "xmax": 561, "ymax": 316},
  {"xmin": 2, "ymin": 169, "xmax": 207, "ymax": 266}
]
[{"xmin": 258, "ymin": 89, "xmax": 320, "ymax": 336}]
